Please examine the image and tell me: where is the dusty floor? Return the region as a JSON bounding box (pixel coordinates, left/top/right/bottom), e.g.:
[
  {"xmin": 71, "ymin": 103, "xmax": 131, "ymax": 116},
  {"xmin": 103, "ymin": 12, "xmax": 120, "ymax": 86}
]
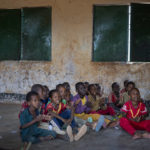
[{"xmin": 0, "ymin": 103, "xmax": 150, "ymax": 150}]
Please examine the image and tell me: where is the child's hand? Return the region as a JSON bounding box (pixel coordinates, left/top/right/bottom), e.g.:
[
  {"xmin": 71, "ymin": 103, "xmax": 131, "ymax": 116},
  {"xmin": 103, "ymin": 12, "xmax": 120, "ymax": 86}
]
[
  {"xmin": 43, "ymin": 115, "xmax": 52, "ymax": 121},
  {"xmin": 65, "ymin": 119, "xmax": 72, "ymax": 125},
  {"xmin": 62, "ymin": 119, "xmax": 68, "ymax": 124},
  {"xmin": 35, "ymin": 115, "xmax": 43, "ymax": 122},
  {"xmin": 75, "ymin": 99, "xmax": 81, "ymax": 105}
]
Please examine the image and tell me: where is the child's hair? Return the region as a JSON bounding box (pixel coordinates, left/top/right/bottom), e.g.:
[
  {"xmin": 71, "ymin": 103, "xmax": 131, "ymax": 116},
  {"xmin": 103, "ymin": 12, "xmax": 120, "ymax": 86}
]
[
  {"xmin": 43, "ymin": 85, "xmax": 49, "ymax": 91},
  {"xmin": 63, "ymin": 82, "xmax": 71, "ymax": 91},
  {"xmin": 84, "ymin": 82, "xmax": 89, "ymax": 86},
  {"xmin": 75, "ymin": 82, "xmax": 84, "ymax": 91},
  {"xmin": 31, "ymin": 84, "xmax": 44, "ymax": 93},
  {"xmin": 127, "ymin": 81, "xmax": 135, "ymax": 87},
  {"xmin": 56, "ymin": 84, "xmax": 64, "ymax": 91},
  {"xmin": 49, "ymin": 89, "xmax": 58, "ymax": 98},
  {"xmin": 95, "ymin": 83, "xmax": 101, "ymax": 90},
  {"xmin": 130, "ymin": 88, "xmax": 140, "ymax": 96},
  {"xmin": 112, "ymin": 82, "xmax": 119, "ymax": 89},
  {"xmin": 124, "ymin": 80, "xmax": 129, "ymax": 87},
  {"xmin": 26, "ymin": 91, "xmax": 38, "ymax": 102}
]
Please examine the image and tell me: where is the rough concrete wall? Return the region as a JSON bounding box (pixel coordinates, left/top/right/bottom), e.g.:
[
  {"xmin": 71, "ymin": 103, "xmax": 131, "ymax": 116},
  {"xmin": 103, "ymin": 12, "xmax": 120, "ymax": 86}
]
[{"xmin": 0, "ymin": 0, "xmax": 150, "ymax": 99}]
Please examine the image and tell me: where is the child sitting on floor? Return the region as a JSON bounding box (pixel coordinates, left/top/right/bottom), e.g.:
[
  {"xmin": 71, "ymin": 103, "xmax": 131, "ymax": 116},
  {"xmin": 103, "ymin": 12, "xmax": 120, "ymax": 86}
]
[
  {"xmin": 88, "ymin": 84, "xmax": 102, "ymax": 111},
  {"xmin": 19, "ymin": 91, "xmax": 56, "ymax": 147},
  {"xmin": 120, "ymin": 80, "xmax": 129, "ymax": 95},
  {"xmin": 120, "ymin": 88, "xmax": 150, "ymax": 139},
  {"xmin": 108, "ymin": 82, "xmax": 121, "ymax": 111},
  {"xmin": 63, "ymin": 82, "xmax": 74, "ymax": 101},
  {"xmin": 84, "ymin": 82, "xmax": 89, "ymax": 96},
  {"xmin": 56, "ymin": 84, "xmax": 67, "ymax": 104},
  {"xmin": 19, "ymin": 84, "xmax": 45, "ymax": 118},
  {"xmin": 88, "ymin": 84, "xmax": 115, "ymax": 116},
  {"xmin": 72, "ymin": 82, "xmax": 111, "ymax": 132},
  {"xmin": 95, "ymin": 83, "xmax": 102, "ymax": 97},
  {"xmin": 119, "ymin": 81, "xmax": 135, "ymax": 106},
  {"xmin": 46, "ymin": 89, "xmax": 87, "ymax": 142}
]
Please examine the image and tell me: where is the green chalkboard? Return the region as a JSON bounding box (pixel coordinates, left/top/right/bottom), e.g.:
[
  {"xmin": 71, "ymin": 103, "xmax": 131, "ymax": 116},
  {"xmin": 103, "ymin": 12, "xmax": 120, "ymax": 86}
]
[
  {"xmin": 21, "ymin": 7, "xmax": 51, "ymax": 61},
  {"xmin": 93, "ymin": 6, "xmax": 128, "ymax": 62},
  {"xmin": 0, "ymin": 9, "xmax": 21, "ymax": 60},
  {"xmin": 131, "ymin": 3, "xmax": 150, "ymax": 62}
]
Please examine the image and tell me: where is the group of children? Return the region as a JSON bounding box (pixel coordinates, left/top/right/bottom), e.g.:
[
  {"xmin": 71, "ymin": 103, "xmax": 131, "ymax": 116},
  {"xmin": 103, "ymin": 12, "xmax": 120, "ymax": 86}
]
[{"xmin": 19, "ymin": 81, "xmax": 150, "ymax": 149}]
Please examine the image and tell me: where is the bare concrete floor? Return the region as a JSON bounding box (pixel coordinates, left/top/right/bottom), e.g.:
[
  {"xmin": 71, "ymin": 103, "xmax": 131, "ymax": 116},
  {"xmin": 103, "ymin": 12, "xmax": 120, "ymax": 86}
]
[{"xmin": 0, "ymin": 103, "xmax": 150, "ymax": 150}]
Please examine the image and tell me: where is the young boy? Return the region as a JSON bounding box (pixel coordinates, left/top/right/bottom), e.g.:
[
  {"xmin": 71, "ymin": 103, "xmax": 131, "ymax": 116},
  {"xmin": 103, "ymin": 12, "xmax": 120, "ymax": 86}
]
[
  {"xmin": 119, "ymin": 81, "xmax": 135, "ymax": 106},
  {"xmin": 20, "ymin": 91, "xmax": 56, "ymax": 146},
  {"xmin": 120, "ymin": 88, "xmax": 150, "ymax": 139},
  {"xmin": 72, "ymin": 82, "xmax": 111, "ymax": 132},
  {"xmin": 47, "ymin": 89, "xmax": 87, "ymax": 142},
  {"xmin": 19, "ymin": 84, "xmax": 45, "ymax": 118}
]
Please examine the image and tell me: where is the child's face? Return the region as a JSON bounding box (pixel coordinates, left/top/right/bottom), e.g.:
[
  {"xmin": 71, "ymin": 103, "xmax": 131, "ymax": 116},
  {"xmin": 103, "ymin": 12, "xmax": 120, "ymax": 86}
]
[
  {"xmin": 127, "ymin": 84, "xmax": 134, "ymax": 92},
  {"xmin": 96, "ymin": 85, "xmax": 101, "ymax": 94},
  {"xmin": 113, "ymin": 85, "xmax": 120, "ymax": 92},
  {"xmin": 77, "ymin": 84, "xmax": 86, "ymax": 97},
  {"xmin": 58, "ymin": 87, "xmax": 66, "ymax": 98},
  {"xmin": 64, "ymin": 83, "xmax": 70, "ymax": 91},
  {"xmin": 89, "ymin": 86, "xmax": 96, "ymax": 96},
  {"xmin": 37, "ymin": 88, "xmax": 44, "ymax": 100},
  {"xmin": 84, "ymin": 83, "xmax": 89, "ymax": 92},
  {"xmin": 29, "ymin": 95, "xmax": 40, "ymax": 109},
  {"xmin": 130, "ymin": 89, "xmax": 140, "ymax": 103},
  {"xmin": 43, "ymin": 87, "xmax": 49, "ymax": 99},
  {"xmin": 51, "ymin": 92, "xmax": 60, "ymax": 105},
  {"xmin": 124, "ymin": 80, "xmax": 128, "ymax": 88}
]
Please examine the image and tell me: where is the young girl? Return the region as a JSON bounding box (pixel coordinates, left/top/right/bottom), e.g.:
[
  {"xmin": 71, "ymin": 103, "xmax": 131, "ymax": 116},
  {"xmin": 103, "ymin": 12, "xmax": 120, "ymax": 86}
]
[
  {"xmin": 63, "ymin": 82, "xmax": 74, "ymax": 101},
  {"xmin": 56, "ymin": 84, "xmax": 67, "ymax": 104},
  {"xmin": 20, "ymin": 91, "xmax": 56, "ymax": 148},
  {"xmin": 108, "ymin": 82, "xmax": 121, "ymax": 111},
  {"xmin": 119, "ymin": 81, "xmax": 135, "ymax": 106},
  {"xmin": 88, "ymin": 84, "xmax": 115, "ymax": 116},
  {"xmin": 120, "ymin": 88, "xmax": 150, "ymax": 139},
  {"xmin": 46, "ymin": 89, "xmax": 87, "ymax": 142}
]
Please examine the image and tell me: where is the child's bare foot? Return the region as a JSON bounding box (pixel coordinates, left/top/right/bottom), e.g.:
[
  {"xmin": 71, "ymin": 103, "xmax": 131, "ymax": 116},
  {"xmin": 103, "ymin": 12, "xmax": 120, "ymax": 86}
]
[
  {"xmin": 74, "ymin": 125, "xmax": 87, "ymax": 141},
  {"xmin": 132, "ymin": 133, "xmax": 142, "ymax": 140},
  {"xmin": 66, "ymin": 125, "xmax": 74, "ymax": 142},
  {"xmin": 92, "ymin": 122, "xmax": 97, "ymax": 130},
  {"xmin": 22, "ymin": 142, "xmax": 32, "ymax": 150},
  {"xmin": 142, "ymin": 132, "xmax": 150, "ymax": 139}
]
